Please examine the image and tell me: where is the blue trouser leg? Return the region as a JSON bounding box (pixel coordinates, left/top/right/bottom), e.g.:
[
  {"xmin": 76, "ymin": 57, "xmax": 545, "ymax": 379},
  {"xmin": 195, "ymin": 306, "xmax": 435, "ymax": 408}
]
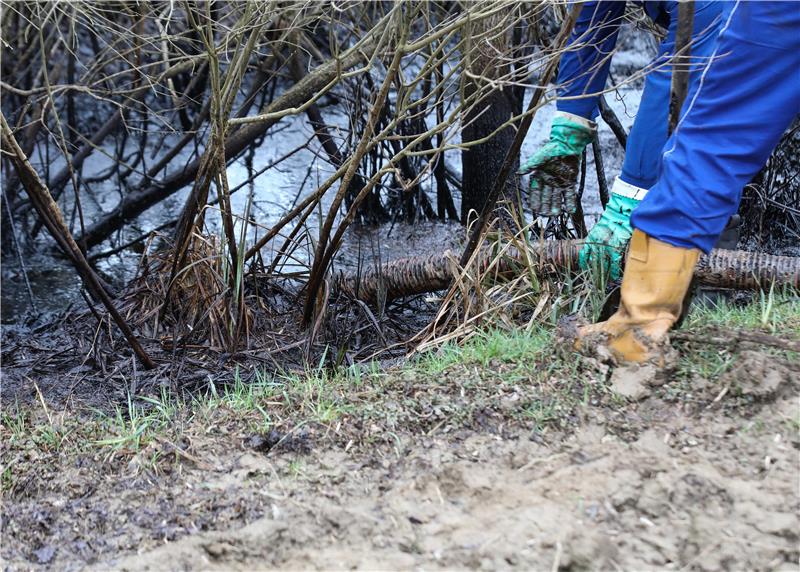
[
  {"xmin": 556, "ymin": 1, "xmax": 627, "ymax": 119},
  {"xmin": 631, "ymin": 1, "xmax": 800, "ymax": 253},
  {"xmin": 619, "ymin": 1, "xmax": 723, "ymax": 189}
]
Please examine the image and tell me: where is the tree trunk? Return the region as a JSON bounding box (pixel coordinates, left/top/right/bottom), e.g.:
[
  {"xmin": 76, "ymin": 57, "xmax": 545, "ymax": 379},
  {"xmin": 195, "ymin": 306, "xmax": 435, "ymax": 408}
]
[
  {"xmin": 461, "ymin": 91, "xmax": 520, "ymax": 223},
  {"xmin": 460, "ymin": 13, "xmax": 522, "ymax": 224}
]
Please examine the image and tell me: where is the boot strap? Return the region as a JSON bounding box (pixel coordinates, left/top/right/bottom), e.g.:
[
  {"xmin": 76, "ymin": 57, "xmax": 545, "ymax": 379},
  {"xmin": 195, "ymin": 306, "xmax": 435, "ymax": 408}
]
[{"xmin": 628, "ymin": 230, "xmax": 649, "ymax": 263}]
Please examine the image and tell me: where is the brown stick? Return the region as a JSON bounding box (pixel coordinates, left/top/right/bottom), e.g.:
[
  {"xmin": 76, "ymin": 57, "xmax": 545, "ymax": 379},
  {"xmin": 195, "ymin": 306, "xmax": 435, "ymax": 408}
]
[
  {"xmin": 302, "ymin": 9, "xmax": 408, "ymax": 325},
  {"xmin": 19, "ymin": 58, "xmax": 205, "ymax": 205},
  {"xmin": 669, "ymin": 1, "xmax": 694, "ymax": 134},
  {"xmin": 672, "ymin": 328, "xmax": 800, "ymax": 353},
  {"xmin": 598, "ymin": 94, "xmax": 627, "ymax": 150},
  {"xmin": 289, "ymin": 50, "xmax": 345, "ymax": 167},
  {"xmin": 0, "ymin": 112, "xmax": 155, "ymax": 370},
  {"xmin": 591, "ymin": 134, "xmax": 610, "ymax": 208}
]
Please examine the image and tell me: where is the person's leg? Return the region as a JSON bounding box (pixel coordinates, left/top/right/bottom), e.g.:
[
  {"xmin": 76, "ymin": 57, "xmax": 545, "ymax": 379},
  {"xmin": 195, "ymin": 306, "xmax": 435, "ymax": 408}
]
[
  {"xmin": 631, "ymin": 1, "xmax": 800, "ymax": 253},
  {"xmin": 578, "ymin": 2, "xmax": 725, "ymax": 279},
  {"xmin": 578, "ymin": 1, "xmax": 800, "ymax": 365},
  {"xmin": 619, "ymin": 1, "xmax": 723, "ymax": 190}
]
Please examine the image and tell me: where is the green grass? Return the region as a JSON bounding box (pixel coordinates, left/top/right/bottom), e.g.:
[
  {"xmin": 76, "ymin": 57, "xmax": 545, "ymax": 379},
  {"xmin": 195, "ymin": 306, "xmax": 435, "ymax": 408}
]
[
  {"xmin": 683, "ymin": 288, "xmax": 799, "ymax": 335},
  {"xmin": 678, "ymin": 345, "xmax": 735, "ymax": 380},
  {"xmin": 2, "ymin": 402, "xmax": 71, "ymax": 453},
  {"xmin": 785, "ymin": 414, "xmax": 800, "ymax": 433},
  {"xmin": 287, "ymin": 459, "xmax": 306, "ymax": 478},
  {"xmin": 668, "ymin": 289, "xmax": 799, "ymax": 404},
  {"xmin": 1, "ymin": 465, "xmax": 13, "ymax": 492},
  {"xmin": 522, "ymin": 398, "xmax": 561, "ymax": 432},
  {"xmin": 410, "ymin": 326, "xmax": 594, "ymax": 434},
  {"xmin": 415, "ymin": 326, "xmax": 553, "ymax": 374},
  {"xmin": 1, "ymin": 405, "xmax": 29, "ymax": 444},
  {"xmin": 81, "ymin": 360, "xmax": 356, "ymax": 460},
  {"xmin": 94, "ymin": 390, "xmax": 178, "ymax": 451}
]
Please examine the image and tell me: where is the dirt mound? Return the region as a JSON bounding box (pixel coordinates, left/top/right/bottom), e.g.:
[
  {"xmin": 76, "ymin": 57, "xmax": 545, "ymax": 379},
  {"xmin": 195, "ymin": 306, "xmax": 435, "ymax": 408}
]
[{"xmin": 97, "ymin": 366, "xmax": 798, "ymax": 571}]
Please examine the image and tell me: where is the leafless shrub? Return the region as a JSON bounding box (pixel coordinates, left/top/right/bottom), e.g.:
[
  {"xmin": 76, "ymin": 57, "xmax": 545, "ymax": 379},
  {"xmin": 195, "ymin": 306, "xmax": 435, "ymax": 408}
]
[{"xmin": 0, "ymin": 1, "xmax": 664, "ymax": 359}]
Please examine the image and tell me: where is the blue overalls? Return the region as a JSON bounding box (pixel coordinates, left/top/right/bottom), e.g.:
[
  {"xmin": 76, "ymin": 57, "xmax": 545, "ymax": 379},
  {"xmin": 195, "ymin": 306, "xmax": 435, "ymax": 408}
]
[
  {"xmin": 556, "ymin": 1, "xmax": 724, "ymax": 190},
  {"xmin": 632, "ymin": 1, "xmax": 800, "ymax": 252}
]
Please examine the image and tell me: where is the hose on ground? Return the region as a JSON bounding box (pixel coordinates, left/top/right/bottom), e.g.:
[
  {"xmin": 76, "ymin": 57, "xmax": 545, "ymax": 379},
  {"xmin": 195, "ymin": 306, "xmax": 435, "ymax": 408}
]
[{"xmin": 334, "ymin": 241, "xmax": 800, "ymax": 303}]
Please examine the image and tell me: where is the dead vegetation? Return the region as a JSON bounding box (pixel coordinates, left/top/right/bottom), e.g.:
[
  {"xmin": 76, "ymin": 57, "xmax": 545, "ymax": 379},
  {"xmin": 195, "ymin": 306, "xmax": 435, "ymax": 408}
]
[
  {"xmin": 1, "ymin": 0, "xmax": 660, "ymax": 369},
  {"xmin": 740, "ymin": 121, "xmax": 800, "ymax": 253}
]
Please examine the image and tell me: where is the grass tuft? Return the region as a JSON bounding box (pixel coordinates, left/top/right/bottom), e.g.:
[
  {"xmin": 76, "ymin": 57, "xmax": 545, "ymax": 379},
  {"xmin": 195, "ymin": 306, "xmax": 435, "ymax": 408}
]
[
  {"xmin": 683, "ymin": 288, "xmax": 799, "ymax": 335},
  {"xmin": 416, "ymin": 326, "xmax": 553, "ymax": 374}
]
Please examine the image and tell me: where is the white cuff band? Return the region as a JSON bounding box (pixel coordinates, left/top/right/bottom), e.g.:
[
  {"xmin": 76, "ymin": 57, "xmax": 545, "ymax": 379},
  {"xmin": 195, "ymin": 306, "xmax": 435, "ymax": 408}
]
[
  {"xmin": 610, "ymin": 177, "xmax": 648, "ymax": 200},
  {"xmin": 553, "ymin": 110, "xmax": 596, "ymax": 131}
]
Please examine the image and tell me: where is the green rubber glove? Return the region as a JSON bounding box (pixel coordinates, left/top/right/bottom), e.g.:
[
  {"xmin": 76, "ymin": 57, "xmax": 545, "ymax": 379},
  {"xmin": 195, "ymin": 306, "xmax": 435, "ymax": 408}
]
[
  {"xmin": 579, "ymin": 192, "xmax": 640, "ymax": 280},
  {"xmin": 519, "ymin": 114, "xmax": 595, "ymax": 216}
]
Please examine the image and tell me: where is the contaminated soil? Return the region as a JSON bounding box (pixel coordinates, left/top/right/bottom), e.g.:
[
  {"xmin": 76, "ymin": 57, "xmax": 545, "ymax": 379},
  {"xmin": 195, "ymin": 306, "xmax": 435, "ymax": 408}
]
[
  {"xmin": 4, "ymin": 15, "xmax": 799, "ymax": 570},
  {"xmin": 2, "ymin": 317, "xmax": 798, "ymax": 571}
]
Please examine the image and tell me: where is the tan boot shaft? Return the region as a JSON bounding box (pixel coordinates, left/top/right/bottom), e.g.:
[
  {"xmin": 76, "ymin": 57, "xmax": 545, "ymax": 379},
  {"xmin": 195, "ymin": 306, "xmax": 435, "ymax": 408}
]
[{"xmin": 577, "ymin": 230, "xmax": 700, "ymax": 364}]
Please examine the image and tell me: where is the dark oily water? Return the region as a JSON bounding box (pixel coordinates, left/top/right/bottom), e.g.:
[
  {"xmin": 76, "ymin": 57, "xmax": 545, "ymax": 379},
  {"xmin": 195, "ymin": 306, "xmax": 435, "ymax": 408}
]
[{"xmin": 1, "ymin": 254, "xmax": 82, "ymax": 323}]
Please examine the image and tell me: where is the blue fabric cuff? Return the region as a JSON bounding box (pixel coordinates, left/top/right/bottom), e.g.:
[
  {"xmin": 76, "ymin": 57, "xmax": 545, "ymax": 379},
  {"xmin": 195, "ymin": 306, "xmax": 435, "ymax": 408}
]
[{"xmin": 556, "ymin": 99, "xmax": 600, "ymax": 122}]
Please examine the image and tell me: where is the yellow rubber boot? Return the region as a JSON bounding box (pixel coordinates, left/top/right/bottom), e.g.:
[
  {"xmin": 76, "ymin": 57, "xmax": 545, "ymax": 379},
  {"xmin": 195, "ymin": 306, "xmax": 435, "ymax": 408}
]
[{"xmin": 576, "ymin": 229, "xmax": 700, "ymax": 364}]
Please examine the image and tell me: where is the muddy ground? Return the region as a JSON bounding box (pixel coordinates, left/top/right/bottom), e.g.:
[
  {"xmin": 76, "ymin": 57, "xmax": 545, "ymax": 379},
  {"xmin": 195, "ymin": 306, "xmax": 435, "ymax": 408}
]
[{"xmin": 2, "ymin": 307, "xmax": 799, "ymax": 571}]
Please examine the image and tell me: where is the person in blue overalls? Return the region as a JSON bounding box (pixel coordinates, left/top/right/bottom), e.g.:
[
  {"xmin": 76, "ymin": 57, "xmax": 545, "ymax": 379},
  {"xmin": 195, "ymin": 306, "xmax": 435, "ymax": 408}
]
[
  {"xmin": 576, "ymin": 0, "xmax": 800, "ymax": 363},
  {"xmin": 519, "ymin": 1, "xmax": 724, "ymax": 279}
]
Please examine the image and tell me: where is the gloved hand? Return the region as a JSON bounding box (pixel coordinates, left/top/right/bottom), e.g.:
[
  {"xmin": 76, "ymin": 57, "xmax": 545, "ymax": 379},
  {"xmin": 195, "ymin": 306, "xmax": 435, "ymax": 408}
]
[
  {"xmin": 519, "ymin": 113, "xmax": 595, "ymax": 216},
  {"xmin": 579, "ymin": 192, "xmax": 641, "ymax": 280}
]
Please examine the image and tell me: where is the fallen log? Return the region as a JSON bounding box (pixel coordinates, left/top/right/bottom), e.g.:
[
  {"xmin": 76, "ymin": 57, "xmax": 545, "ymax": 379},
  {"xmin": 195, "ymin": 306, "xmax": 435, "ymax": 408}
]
[{"xmin": 334, "ymin": 241, "xmax": 800, "ymax": 303}]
